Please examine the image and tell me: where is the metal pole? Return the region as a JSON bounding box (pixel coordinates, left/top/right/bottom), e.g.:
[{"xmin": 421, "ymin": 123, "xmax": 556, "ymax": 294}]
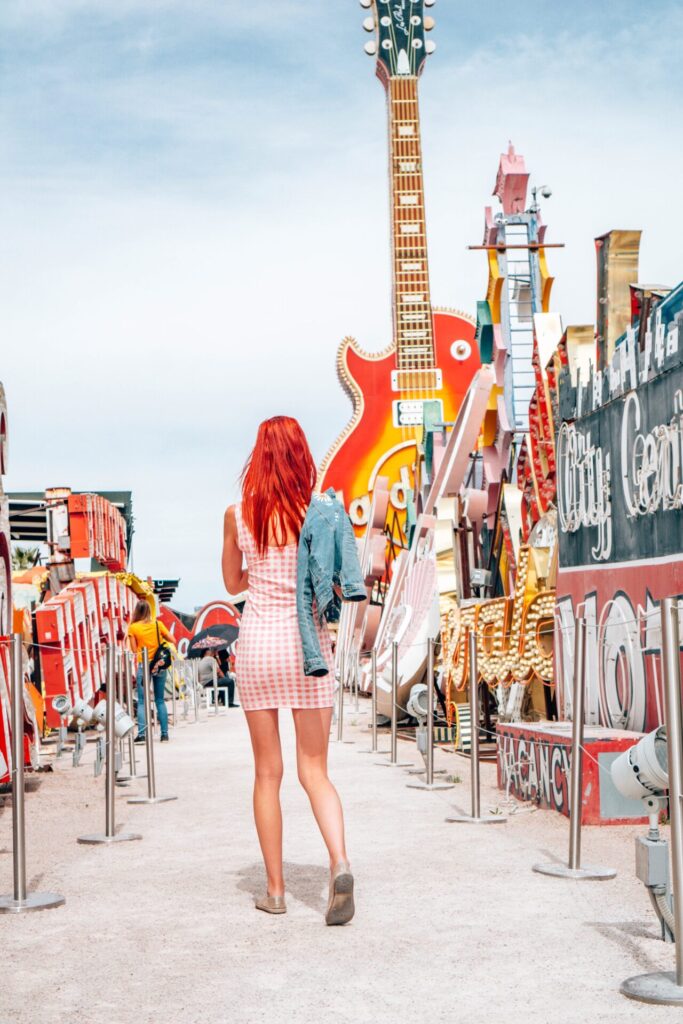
[
  {"xmin": 336, "ymin": 650, "xmax": 345, "ymax": 742},
  {"xmin": 470, "ymin": 631, "xmax": 481, "ymax": 818},
  {"xmin": 390, "ymin": 641, "xmax": 398, "ymax": 762},
  {"xmin": 11, "ymin": 635, "xmax": 26, "ymax": 901},
  {"xmin": 123, "ymin": 654, "xmax": 141, "ymax": 778},
  {"xmin": 212, "ymin": 659, "xmax": 219, "ymax": 716},
  {"xmin": 354, "ymin": 653, "xmax": 360, "ymax": 713},
  {"xmin": 358, "ymin": 649, "xmax": 389, "ymax": 754},
  {"xmin": 427, "ymin": 639, "xmax": 435, "ymax": 786},
  {"xmin": 446, "ymin": 631, "xmax": 506, "ymax": 822},
  {"xmin": 358, "ymin": 649, "xmax": 388, "ymax": 754},
  {"xmin": 143, "ymin": 651, "xmax": 155, "ymax": 797},
  {"xmin": 0, "ymin": 635, "xmax": 65, "ymax": 912},
  {"xmin": 193, "ymin": 660, "xmax": 200, "ymax": 723},
  {"xmin": 377, "ymin": 641, "xmax": 411, "ymax": 767},
  {"xmin": 533, "ymin": 616, "xmax": 613, "ymax": 873},
  {"xmin": 662, "ymin": 598, "xmax": 683, "ymax": 989},
  {"xmin": 128, "ymin": 650, "xmax": 177, "ymax": 806},
  {"xmin": 371, "ymin": 649, "xmax": 378, "ymax": 752},
  {"xmin": 78, "ymin": 645, "xmax": 141, "ymax": 845},
  {"xmin": 407, "ymin": 638, "xmax": 454, "ymax": 791},
  {"xmin": 171, "ymin": 658, "xmax": 177, "ymax": 728},
  {"xmin": 621, "ymin": 599, "xmax": 683, "ymax": 1004},
  {"xmin": 568, "ymin": 616, "xmax": 586, "ymax": 869},
  {"xmin": 105, "ymin": 646, "xmax": 116, "ymax": 835}
]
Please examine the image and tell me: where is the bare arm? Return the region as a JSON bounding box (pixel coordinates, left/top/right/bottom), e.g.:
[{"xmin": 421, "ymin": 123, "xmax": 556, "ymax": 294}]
[{"xmin": 222, "ymin": 506, "xmax": 249, "ymax": 595}]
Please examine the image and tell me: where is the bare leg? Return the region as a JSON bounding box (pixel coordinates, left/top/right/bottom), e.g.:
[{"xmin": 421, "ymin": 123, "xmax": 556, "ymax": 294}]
[
  {"xmin": 292, "ymin": 707, "xmax": 348, "ymax": 868},
  {"xmin": 244, "ymin": 709, "xmax": 285, "ymax": 897}
]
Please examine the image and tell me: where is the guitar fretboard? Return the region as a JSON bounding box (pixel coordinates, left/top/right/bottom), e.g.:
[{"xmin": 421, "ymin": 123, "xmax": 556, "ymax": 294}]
[{"xmin": 388, "ymin": 76, "xmax": 434, "ymax": 374}]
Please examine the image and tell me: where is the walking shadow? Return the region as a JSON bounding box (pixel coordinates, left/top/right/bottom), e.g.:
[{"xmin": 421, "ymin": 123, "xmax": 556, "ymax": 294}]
[{"xmin": 234, "ymin": 861, "xmax": 329, "ymax": 913}]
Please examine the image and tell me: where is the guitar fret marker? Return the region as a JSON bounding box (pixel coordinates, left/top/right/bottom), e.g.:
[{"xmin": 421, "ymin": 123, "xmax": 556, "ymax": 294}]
[
  {"xmin": 402, "ymin": 294, "xmax": 424, "ymax": 303},
  {"xmin": 399, "ymin": 224, "xmax": 420, "ymax": 234},
  {"xmin": 397, "ymin": 125, "xmax": 415, "ymax": 136},
  {"xmin": 399, "ymin": 195, "xmax": 418, "ymax": 205}
]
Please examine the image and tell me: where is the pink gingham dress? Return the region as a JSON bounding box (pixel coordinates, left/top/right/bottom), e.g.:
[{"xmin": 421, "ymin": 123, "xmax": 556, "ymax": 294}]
[{"xmin": 234, "ymin": 504, "xmax": 334, "ymax": 711}]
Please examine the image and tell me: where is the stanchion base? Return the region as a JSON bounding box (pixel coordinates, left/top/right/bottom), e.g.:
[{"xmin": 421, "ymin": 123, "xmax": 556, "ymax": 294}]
[
  {"xmin": 116, "ymin": 773, "xmax": 147, "ymax": 782},
  {"xmin": 0, "ymin": 891, "xmax": 65, "ymax": 913},
  {"xmin": 357, "ymin": 748, "xmax": 390, "ymax": 755},
  {"xmin": 445, "ymin": 813, "xmax": 507, "ymax": 824},
  {"xmin": 532, "ymin": 861, "xmax": 616, "ymax": 879},
  {"xmin": 405, "ymin": 767, "xmax": 447, "ymax": 776},
  {"xmin": 127, "ymin": 795, "xmax": 177, "ymax": 804},
  {"xmin": 375, "ymin": 760, "xmax": 413, "ymax": 768},
  {"xmin": 77, "ymin": 832, "xmax": 142, "ymax": 845},
  {"xmin": 620, "ymin": 972, "xmax": 683, "ymax": 1005},
  {"xmin": 407, "ymin": 780, "xmax": 455, "ymax": 791}
]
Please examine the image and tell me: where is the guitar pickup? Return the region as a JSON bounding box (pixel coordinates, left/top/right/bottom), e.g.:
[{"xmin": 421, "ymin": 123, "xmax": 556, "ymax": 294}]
[
  {"xmin": 391, "ymin": 368, "xmax": 442, "ymax": 392},
  {"xmin": 392, "ymin": 399, "xmax": 444, "ymax": 428}
]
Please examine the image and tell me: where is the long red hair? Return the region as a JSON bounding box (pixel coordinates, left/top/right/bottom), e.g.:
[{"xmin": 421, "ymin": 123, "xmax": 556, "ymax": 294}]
[{"xmin": 241, "ymin": 416, "xmax": 317, "ymax": 555}]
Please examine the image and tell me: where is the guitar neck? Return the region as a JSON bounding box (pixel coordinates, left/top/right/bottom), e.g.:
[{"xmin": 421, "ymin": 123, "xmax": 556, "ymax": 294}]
[{"xmin": 387, "ymin": 76, "xmax": 434, "ymax": 373}]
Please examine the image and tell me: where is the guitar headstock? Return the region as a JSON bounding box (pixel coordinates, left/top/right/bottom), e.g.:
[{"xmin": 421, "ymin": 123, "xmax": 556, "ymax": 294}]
[{"xmin": 361, "ymin": 0, "xmax": 436, "ymax": 81}]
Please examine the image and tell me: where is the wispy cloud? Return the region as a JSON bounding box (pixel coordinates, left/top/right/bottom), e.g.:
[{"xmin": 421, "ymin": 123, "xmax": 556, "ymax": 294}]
[{"xmin": 0, "ymin": 0, "xmax": 680, "ymax": 607}]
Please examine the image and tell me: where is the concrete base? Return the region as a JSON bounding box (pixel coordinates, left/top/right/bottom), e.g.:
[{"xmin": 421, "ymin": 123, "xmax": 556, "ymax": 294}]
[
  {"xmin": 621, "ymin": 971, "xmax": 683, "ymax": 1005},
  {"xmin": 78, "ymin": 832, "xmax": 142, "ymax": 844},
  {"xmin": 532, "ymin": 861, "xmax": 616, "ymax": 880},
  {"xmin": 127, "ymin": 795, "xmax": 177, "ymax": 804},
  {"xmin": 446, "ymin": 813, "xmax": 507, "ymax": 824},
  {"xmin": 0, "ymin": 891, "xmax": 65, "ymax": 913},
  {"xmin": 406, "ymin": 781, "xmax": 455, "ymax": 791}
]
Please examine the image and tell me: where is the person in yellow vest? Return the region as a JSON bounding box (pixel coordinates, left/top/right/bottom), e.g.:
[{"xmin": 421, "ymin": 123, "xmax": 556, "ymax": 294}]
[{"xmin": 127, "ymin": 600, "xmax": 175, "ymax": 742}]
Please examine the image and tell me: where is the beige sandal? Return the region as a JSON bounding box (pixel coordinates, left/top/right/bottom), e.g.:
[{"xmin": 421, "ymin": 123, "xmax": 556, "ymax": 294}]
[
  {"xmin": 255, "ymin": 894, "xmax": 287, "ymax": 915},
  {"xmin": 326, "ymin": 862, "xmax": 355, "ymax": 926}
]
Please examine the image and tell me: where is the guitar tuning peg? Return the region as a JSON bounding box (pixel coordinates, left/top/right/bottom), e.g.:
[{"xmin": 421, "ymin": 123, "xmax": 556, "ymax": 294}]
[
  {"xmin": 359, "ymin": 0, "xmax": 373, "ymax": 7},
  {"xmin": 424, "ymin": 0, "xmax": 436, "ymax": 6},
  {"xmin": 424, "ymin": 16, "xmax": 435, "ymax": 29},
  {"xmin": 425, "ymin": 39, "xmax": 436, "ymax": 54},
  {"xmin": 362, "ymin": 15, "xmax": 375, "ymax": 31},
  {"xmin": 364, "ymin": 40, "xmax": 378, "ymax": 55}
]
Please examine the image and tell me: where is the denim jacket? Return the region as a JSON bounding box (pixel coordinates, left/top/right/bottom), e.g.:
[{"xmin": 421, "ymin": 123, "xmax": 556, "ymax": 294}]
[{"xmin": 297, "ymin": 489, "xmax": 366, "ymax": 676}]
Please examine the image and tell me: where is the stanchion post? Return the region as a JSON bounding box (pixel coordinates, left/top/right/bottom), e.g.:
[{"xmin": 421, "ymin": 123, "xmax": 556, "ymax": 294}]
[
  {"xmin": 621, "ymin": 598, "xmax": 683, "ymax": 1005},
  {"xmin": 0, "ymin": 635, "xmax": 65, "ymax": 912},
  {"xmin": 358, "ymin": 648, "xmax": 389, "ymax": 754},
  {"xmin": 446, "ymin": 631, "xmax": 506, "ymax": 822},
  {"xmin": 335, "ymin": 650, "xmax": 345, "ymax": 742},
  {"xmin": 407, "ymin": 638, "xmax": 454, "ymax": 791},
  {"xmin": 128, "ymin": 650, "xmax": 177, "ymax": 806},
  {"xmin": 532, "ymin": 617, "xmax": 613, "ymax": 874},
  {"xmin": 125, "ymin": 654, "xmax": 140, "ymax": 777},
  {"xmin": 390, "ymin": 641, "xmax": 398, "ymax": 761},
  {"xmin": 372, "ymin": 649, "xmax": 378, "ymax": 751},
  {"xmin": 171, "ymin": 658, "xmax": 177, "ymax": 728},
  {"xmin": 377, "ymin": 641, "xmax": 411, "ymax": 767},
  {"xmin": 212, "ymin": 659, "xmax": 219, "ymax": 716},
  {"xmin": 78, "ymin": 645, "xmax": 141, "ymax": 845},
  {"xmin": 193, "ymin": 660, "xmax": 200, "ymax": 723}
]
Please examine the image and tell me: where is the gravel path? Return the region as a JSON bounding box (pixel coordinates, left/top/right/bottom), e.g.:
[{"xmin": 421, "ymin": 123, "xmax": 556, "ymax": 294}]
[{"xmin": 0, "ymin": 701, "xmax": 677, "ymax": 1023}]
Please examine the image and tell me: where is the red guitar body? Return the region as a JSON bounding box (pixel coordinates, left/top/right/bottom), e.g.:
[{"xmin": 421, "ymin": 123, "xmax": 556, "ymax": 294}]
[{"xmin": 318, "ymin": 308, "xmax": 479, "ymax": 531}]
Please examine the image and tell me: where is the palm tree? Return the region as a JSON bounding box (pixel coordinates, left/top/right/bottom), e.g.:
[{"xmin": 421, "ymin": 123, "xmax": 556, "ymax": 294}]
[{"xmin": 11, "ymin": 546, "xmax": 42, "ymax": 570}]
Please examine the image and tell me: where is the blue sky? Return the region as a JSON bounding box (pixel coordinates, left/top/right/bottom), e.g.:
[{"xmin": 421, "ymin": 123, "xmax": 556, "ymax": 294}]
[{"xmin": 1, "ymin": 0, "xmax": 681, "ymax": 610}]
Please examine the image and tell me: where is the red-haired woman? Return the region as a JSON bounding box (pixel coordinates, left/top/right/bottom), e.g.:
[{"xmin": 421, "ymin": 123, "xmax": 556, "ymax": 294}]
[{"xmin": 222, "ymin": 416, "xmax": 353, "ymax": 925}]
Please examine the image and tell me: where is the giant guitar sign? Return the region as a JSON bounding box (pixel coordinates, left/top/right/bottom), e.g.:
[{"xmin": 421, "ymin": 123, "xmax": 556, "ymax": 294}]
[{"xmin": 319, "ymin": 0, "xmax": 479, "ymax": 530}]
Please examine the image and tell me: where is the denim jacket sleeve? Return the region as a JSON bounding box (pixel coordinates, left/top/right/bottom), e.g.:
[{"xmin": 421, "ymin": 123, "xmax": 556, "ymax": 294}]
[
  {"xmin": 296, "ymin": 522, "xmax": 330, "ymax": 677},
  {"xmin": 336, "ymin": 508, "xmax": 367, "ymax": 601}
]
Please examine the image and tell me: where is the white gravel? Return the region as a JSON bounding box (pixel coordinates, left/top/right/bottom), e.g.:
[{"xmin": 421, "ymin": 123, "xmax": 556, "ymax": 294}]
[{"xmin": 0, "ymin": 701, "xmax": 678, "ymax": 1023}]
